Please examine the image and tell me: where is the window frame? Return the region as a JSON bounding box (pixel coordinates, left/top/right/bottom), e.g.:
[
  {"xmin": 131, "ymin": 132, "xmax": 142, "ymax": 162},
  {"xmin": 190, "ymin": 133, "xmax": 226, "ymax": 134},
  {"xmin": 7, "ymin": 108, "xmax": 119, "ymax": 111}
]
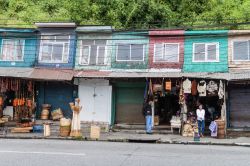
[
  {"xmin": 116, "ymin": 43, "xmax": 145, "ymax": 62},
  {"xmin": 192, "ymin": 42, "xmax": 219, "ymax": 63},
  {"xmin": 79, "ymin": 40, "xmax": 107, "ymax": 66},
  {"xmin": 232, "ymin": 40, "xmax": 250, "ymax": 61},
  {"xmin": 38, "ymin": 35, "xmax": 70, "ymax": 63},
  {"xmin": 0, "ymin": 39, "xmax": 25, "ymax": 62},
  {"xmin": 153, "ymin": 43, "xmax": 180, "ymax": 63}
]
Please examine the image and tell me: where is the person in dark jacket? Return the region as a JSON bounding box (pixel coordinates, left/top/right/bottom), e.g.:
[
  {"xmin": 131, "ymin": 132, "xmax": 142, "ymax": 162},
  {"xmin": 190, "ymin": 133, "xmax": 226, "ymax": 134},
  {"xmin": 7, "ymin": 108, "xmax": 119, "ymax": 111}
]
[{"xmin": 143, "ymin": 98, "xmax": 153, "ymax": 134}]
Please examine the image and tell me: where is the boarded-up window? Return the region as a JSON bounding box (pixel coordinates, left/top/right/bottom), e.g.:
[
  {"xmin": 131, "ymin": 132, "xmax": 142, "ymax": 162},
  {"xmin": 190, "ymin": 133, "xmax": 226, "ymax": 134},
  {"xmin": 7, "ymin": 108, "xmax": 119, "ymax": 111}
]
[
  {"xmin": 154, "ymin": 43, "xmax": 179, "ymax": 62},
  {"xmin": 39, "ymin": 35, "xmax": 70, "ymax": 63},
  {"xmin": 193, "ymin": 43, "xmax": 219, "ymax": 62},
  {"xmin": 116, "ymin": 44, "xmax": 144, "ymax": 61},
  {"xmin": 79, "ymin": 40, "xmax": 107, "ymax": 65},
  {"xmin": 0, "ymin": 39, "xmax": 24, "ymax": 61},
  {"xmin": 233, "ymin": 41, "xmax": 249, "ymax": 61}
]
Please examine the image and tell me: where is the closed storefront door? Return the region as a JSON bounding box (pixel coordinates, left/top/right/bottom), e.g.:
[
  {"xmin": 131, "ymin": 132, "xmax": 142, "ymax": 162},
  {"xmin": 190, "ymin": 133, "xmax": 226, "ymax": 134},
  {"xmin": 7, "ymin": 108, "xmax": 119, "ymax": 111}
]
[
  {"xmin": 79, "ymin": 84, "xmax": 112, "ymax": 124},
  {"xmin": 230, "ymin": 86, "xmax": 250, "ymax": 128},
  {"xmin": 115, "ymin": 83, "xmax": 145, "ymax": 124},
  {"xmin": 36, "ymin": 82, "xmax": 75, "ymax": 119}
]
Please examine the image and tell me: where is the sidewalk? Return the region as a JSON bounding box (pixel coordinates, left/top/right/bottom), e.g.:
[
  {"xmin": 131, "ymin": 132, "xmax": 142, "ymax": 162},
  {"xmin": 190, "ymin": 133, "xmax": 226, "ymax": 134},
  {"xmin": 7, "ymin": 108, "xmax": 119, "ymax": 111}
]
[{"xmin": 1, "ymin": 130, "xmax": 250, "ymax": 147}]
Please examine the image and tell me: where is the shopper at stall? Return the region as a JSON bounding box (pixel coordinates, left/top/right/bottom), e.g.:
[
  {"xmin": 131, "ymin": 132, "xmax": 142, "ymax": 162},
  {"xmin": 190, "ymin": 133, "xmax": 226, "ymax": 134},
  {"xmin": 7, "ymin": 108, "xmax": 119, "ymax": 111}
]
[
  {"xmin": 143, "ymin": 98, "xmax": 153, "ymax": 134},
  {"xmin": 196, "ymin": 104, "xmax": 205, "ymax": 137}
]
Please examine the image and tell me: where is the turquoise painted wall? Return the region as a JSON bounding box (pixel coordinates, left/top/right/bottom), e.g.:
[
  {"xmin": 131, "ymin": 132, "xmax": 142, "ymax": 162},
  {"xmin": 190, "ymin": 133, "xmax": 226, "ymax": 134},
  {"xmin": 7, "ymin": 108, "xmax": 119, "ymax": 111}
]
[
  {"xmin": 184, "ymin": 30, "xmax": 228, "ymax": 72},
  {"xmin": 0, "ymin": 32, "xmax": 37, "ymax": 67},
  {"xmin": 75, "ymin": 33, "xmax": 112, "ymax": 70},
  {"xmin": 112, "ymin": 32, "xmax": 149, "ymax": 69}
]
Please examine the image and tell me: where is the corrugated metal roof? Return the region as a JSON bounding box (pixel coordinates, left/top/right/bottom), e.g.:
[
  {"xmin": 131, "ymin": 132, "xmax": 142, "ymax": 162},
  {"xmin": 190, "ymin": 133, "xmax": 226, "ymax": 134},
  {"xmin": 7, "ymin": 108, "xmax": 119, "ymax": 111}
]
[
  {"xmin": 0, "ymin": 28, "xmax": 36, "ymax": 33},
  {"xmin": 35, "ymin": 22, "xmax": 76, "ymax": 28},
  {"xmin": 76, "ymin": 26, "xmax": 113, "ymax": 32},
  {"xmin": 74, "ymin": 70, "xmax": 229, "ymax": 80},
  {"xmin": 29, "ymin": 68, "xmax": 74, "ymax": 81},
  {"xmin": 0, "ymin": 67, "xmax": 33, "ymax": 78},
  {"xmin": 229, "ymin": 70, "xmax": 250, "ymax": 81}
]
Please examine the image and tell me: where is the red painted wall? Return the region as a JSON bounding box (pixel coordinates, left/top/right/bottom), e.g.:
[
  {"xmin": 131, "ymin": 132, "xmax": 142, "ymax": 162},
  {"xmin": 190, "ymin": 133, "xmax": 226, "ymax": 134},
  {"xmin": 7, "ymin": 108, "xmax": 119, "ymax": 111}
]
[{"xmin": 149, "ymin": 30, "xmax": 184, "ymax": 69}]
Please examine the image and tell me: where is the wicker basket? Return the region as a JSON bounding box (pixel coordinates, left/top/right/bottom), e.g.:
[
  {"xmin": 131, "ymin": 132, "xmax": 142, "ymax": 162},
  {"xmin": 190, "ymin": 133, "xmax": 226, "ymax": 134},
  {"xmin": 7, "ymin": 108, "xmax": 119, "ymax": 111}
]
[{"xmin": 60, "ymin": 126, "xmax": 71, "ymax": 137}]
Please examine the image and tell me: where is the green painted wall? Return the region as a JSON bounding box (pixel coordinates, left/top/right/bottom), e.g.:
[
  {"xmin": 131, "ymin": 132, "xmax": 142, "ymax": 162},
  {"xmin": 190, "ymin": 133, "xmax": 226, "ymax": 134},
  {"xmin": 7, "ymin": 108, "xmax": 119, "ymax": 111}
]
[
  {"xmin": 75, "ymin": 33, "xmax": 112, "ymax": 70},
  {"xmin": 184, "ymin": 30, "xmax": 228, "ymax": 72},
  {"xmin": 111, "ymin": 31, "xmax": 149, "ymax": 69}
]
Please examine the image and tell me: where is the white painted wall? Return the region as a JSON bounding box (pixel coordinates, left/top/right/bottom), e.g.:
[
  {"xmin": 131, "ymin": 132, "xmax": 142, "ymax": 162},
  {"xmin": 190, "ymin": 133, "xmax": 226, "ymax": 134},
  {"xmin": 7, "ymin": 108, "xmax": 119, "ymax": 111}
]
[{"xmin": 78, "ymin": 79, "xmax": 112, "ymax": 124}]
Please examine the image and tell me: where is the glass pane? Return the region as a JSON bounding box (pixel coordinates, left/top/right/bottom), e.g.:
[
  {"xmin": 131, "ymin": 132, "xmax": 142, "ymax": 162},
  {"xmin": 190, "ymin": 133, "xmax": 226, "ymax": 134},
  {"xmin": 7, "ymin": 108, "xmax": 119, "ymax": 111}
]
[
  {"xmin": 154, "ymin": 43, "xmax": 163, "ymax": 62},
  {"xmin": 2, "ymin": 40, "xmax": 14, "ymax": 60},
  {"xmin": 89, "ymin": 45, "xmax": 97, "ymax": 65},
  {"xmin": 97, "ymin": 46, "xmax": 106, "ymax": 65},
  {"xmin": 95, "ymin": 40, "xmax": 106, "ymax": 45},
  {"xmin": 194, "ymin": 44, "xmax": 205, "ymax": 61},
  {"xmin": 117, "ymin": 44, "xmax": 130, "ymax": 61},
  {"xmin": 80, "ymin": 46, "xmax": 90, "ymax": 64},
  {"xmin": 41, "ymin": 43, "xmax": 52, "ymax": 61},
  {"xmin": 233, "ymin": 41, "xmax": 248, "ymax": 60},
  {"xmin": 207, "ymin": 44, "xmax": 217, "ymax": 61},
  {"xmin": 52, "ymin": 43, "xmax": 63, "ymax": 61},
  {"xmin": 82, "ymin": 40, "xmax": 94, "ymax": 45},
  {"xmin": 131, "ymin": 44, "xmax": 144, "ymax": 61},
  {"xmin": 56, "ymin": 35, "xmax": 69, "ymax": 43},
  {"xmin": 63, "ymin": 43, "xmax": 69, "ymax": 62},
  {"xmin": 164, "ymin": 44, "xmax": 179, "ymax": 62},
  {"xmin": 42, "ymin": 35, "xmax": 55, "ymax": 42},
  {"xmin": 16, "ymin": 40, "xmax": 24, "ymax": 60}
]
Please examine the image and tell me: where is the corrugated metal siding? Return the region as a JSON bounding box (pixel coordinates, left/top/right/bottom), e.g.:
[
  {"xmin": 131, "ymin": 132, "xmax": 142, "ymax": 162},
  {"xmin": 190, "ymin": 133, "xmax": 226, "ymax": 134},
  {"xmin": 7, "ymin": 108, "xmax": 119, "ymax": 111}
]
[
  {"xmin": 184, "ymin": 30, "xmax": 228, "ymax": 72},
  {"xmin": 115, "ymin": 82, "xmax": 145, "ymax": 124},
  {"xmin": 149, "ymin": 30, "xmax": 184, "ymax": 69},
  {"xmin": 228, "ymin": 30, "xmax": 250, "ymax": 69},
  {"xmin": 111, "ymin": 31, "xmax": 149, "ymax": 69},
  {"xmin": 75, "ymin": 33, "xmax": 112, "ymax": 70},
  {"xmin": 0, "ymin": 34, "xmax": 37, "ymax": 67},
  {"xmin": 229, "ymin": 85, "xmax": 250, "ymax": 128}
]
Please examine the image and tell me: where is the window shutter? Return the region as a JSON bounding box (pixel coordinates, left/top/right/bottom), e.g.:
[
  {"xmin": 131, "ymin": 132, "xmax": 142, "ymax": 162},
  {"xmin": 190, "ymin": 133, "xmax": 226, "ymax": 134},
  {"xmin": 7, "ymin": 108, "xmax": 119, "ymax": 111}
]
[{"xmin": 233, "ymin": 41, "xmax": 248, "ymax": 60}]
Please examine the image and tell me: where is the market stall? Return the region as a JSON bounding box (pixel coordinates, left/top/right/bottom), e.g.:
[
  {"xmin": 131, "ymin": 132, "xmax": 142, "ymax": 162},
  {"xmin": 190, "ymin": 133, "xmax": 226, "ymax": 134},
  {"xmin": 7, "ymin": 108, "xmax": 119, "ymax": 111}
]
[{"xmin": 144, "ymin": 77, "xmax": 226, "ymax": 137}]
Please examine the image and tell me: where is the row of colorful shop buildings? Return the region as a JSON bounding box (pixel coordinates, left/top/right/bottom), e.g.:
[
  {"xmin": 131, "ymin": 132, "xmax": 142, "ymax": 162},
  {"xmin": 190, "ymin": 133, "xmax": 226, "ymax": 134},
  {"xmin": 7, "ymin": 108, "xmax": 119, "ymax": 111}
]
[{"xmin": 1, "ymin": 22, "xmax": 250, "ymax": 133}]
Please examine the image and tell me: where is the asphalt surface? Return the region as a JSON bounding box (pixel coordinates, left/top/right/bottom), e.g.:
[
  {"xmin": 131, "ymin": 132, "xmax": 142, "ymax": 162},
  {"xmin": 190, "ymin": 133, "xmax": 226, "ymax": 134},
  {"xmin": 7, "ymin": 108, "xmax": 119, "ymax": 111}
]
[{"xmin": 0, "ymin": 139, "xmax": 249, "ymax": 166}]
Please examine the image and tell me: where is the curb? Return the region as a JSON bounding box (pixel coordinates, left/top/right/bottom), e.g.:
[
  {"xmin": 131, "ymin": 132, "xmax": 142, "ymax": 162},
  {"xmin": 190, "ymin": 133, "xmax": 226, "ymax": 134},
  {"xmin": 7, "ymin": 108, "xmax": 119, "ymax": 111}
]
[{"xmin": 1, "ymin": 135, "xmax": 250, "ymax": 147}]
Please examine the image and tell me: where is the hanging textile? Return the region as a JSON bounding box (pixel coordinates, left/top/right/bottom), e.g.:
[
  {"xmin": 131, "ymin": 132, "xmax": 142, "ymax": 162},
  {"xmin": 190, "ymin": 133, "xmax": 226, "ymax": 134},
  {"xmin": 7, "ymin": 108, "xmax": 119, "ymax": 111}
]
[
  {"xmin": 165, "ymin": 80, "xmax": 172, "ymax": 91},
  {"xmin": 183, "ymin": 78, "xmax": 191, "ymax": 93},
  {"xmin": 179, "ymin": 81, "xmax": 185, "ymax": 105},
  {"xmin": 207, "ymin": 80, "xmax": 218, "ymax": 96},
  {"xmin": 191, "ymin": 80, "xmax": 198, "ymax": 96},
  {"xmin": 197, "ymin": 80, "xmax": 206, "ymax": 96},
  {"xmin": 218, "ymin": 80, "xmax": 224, "ymax": 99}
]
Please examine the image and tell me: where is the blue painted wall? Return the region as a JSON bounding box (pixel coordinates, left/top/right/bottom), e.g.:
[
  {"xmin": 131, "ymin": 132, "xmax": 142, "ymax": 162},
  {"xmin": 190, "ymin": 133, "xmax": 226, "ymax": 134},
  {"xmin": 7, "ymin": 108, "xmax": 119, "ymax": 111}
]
[
  {"xmin": 184, "ymin": 30, "xmax": 228, "ymax": 72},
  {"xmin": 36, "ymin": 29, "xmax": 76, "ymax": 69},
  {"xmin": 0, "ymin": 29, "xmax": 37, "ymax": 67}
]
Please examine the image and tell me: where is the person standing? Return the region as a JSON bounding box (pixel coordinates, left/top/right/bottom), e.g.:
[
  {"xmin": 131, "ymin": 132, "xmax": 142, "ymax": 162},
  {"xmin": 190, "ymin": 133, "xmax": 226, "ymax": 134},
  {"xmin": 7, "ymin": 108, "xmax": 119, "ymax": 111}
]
[
  {"xmin": 143, "ymin": 98, "xmax": 153, "ymax": 134},
  {"xmin": 196, "ymin": 104, "xmax": 205, "ymax": 137}
]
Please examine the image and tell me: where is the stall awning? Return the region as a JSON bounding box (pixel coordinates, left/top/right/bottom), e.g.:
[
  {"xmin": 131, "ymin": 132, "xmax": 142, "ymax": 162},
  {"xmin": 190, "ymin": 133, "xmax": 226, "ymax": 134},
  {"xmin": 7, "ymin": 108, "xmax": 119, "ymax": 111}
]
[
  {"xmin": 229, "ymin": 70, "xmax": 250, "ymax": 81},
  {"xmin": 74, "ymin": 70, "xmax": 230, "ymax": 80},
  {"xmin": 29, "ymin": 68, "xmax": 74, "ymax": 81},
  {"xmin": 0, "ymin": 67, "xmax": 33, "ymax": 78}
]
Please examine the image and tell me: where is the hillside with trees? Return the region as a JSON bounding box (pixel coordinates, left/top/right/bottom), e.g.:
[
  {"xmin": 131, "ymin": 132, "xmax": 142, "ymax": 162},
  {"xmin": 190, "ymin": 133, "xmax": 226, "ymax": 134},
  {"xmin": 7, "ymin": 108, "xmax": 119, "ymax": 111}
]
[{"xmin": 0, "ymin": 0, "xmax": 250, "ymax": 29}]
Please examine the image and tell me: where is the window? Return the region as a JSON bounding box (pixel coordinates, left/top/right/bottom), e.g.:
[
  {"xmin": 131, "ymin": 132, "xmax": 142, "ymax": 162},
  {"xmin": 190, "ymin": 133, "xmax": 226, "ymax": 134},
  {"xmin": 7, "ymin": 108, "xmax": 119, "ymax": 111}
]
[
  {"xmin": 233, "ymin": 41, "xmax": 250, "ymax": 61},
  {"xmin": 154, "ymin": 43, "xmax": 179, "ymax": 62},
  {"xmin": 79, "ymin": 40, "xmax": 107, "ymax": 65},
  {"xmin": 0, "ymin": 39, "xmax": 24, "ymax": 61},
  {"xmin": 39, "ymin": 35, "xmax": 70, "ymax": 63},
  {"xmin": 193, "ymin": 43, "xmax": 219, "ymax": 62},
  {"xmin": 116, "ymin": 44, "xmax": 144, "ymax": 61}
]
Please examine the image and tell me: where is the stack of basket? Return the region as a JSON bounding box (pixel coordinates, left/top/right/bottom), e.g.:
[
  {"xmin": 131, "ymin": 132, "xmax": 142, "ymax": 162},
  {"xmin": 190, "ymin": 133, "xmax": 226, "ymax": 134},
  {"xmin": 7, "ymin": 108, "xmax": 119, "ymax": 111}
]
[
  {"xmin": 59, "ymin": 118, "xmax": 71, "ymax": 137},
  {"xmin": 51, "ymin": 108, "xmax": 64, "ymax": 120},
  {"xmin": 41, "ymin": 104, "xmax": 51, "ymax": 120},
  {"xmin": 215, "ymin": 120, "xmax": 225, "ymax": 139}
]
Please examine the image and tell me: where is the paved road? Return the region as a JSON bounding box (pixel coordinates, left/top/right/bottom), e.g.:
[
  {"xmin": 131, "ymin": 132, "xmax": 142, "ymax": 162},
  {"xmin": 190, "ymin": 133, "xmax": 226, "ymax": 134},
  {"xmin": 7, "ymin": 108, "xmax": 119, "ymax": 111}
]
[{"xmin": 0, "ymin": 139, "xmax": 249, "ymax": 166}]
